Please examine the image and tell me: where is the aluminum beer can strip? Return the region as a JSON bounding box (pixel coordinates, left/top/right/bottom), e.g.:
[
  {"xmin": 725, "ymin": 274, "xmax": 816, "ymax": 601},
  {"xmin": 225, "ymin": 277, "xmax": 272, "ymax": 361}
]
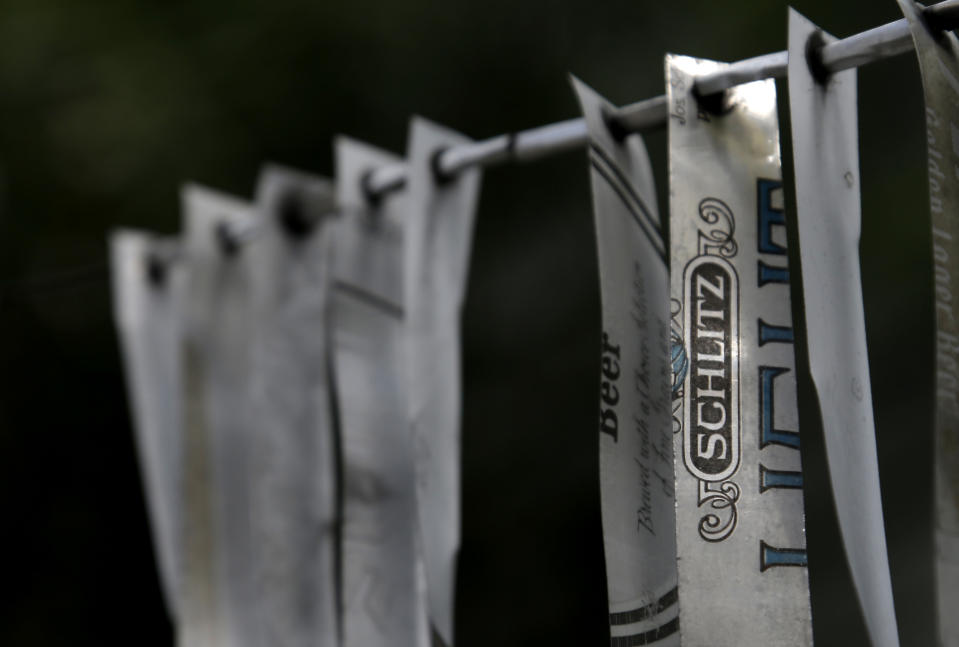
[
  {"xmin": 570, "ymin": 76, "xmax": 679, "ymax": 646},
  {"xmin": 404, "ymin": 116, "xmax": 483, "ymax": 647},
  {"xmin": 111, "ymin": 230, "xmax": 186, "ymax": 629},
  {"xmin": 895, "ymin": 2, "xmax": 959, "ymax": 644},
  {"xmin": 666, "ymin": 53, "xmax": 813, "ymax": 646},
  {"xmin": 248, "ymin": 167, "xmax": 340, "ymax": 647},
  {"xmin": 332, "ymin": 136, "xmax": 429, "ymax": 647},
  {"xmin": 180, "ymin": 185, "xmax": 257, "ymax": 647},
  {"xmin": 787, "ymin": 9, "xmax": 901, "ymax": 646}
]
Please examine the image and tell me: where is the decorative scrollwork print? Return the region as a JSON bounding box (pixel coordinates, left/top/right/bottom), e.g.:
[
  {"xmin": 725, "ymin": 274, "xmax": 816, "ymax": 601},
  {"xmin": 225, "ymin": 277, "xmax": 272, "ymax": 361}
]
[
  {"xmin": 697, "ymin": 197, "xmax": 738, "ymax": 258},
  {"xmin": 697, "ymin": 479, "xmax": 740, "ymax": 542}
]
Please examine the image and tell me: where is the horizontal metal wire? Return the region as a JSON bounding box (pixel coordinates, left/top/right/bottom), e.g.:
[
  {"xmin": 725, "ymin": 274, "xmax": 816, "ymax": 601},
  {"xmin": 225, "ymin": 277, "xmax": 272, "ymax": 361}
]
[
  {"xmin": 362, "ymin": 0, "xmax": 959, "ymax": 198},
  {"xmin": 206, "ymin": 0, "xmax": 958, "ymax": 254}
]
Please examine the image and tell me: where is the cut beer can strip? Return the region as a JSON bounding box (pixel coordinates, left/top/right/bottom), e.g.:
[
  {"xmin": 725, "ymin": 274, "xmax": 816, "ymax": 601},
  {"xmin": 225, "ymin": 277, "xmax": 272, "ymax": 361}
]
[
  {"xmin": 180, "ymin": 185, "xmax": 258, "ymax": 647},
  {"xmin": 895, "ymin": 2, "xmax": 959, "ymax": 645},
  {"xmin": 332, "ymin": 136, "xmax": 429, "ymax": 647},
  {"xmin": 570, "ymin": 76, "xmax": 678, "ymax": 646},
  {"xmin": 787, "ymin": 9, "xmax": 901, "ymax": 646},
  {"xmin": 248, "ymin": 168, "xmax": 340, "ymax": 647},
  {"xmin": 111, "ymin": 230, "xmax": 186, "ymax": 631},
  {"xmin": 666, "ymin": 53, "xmax": 813, "ymax": 646},
  {"xmin": 404, "ymin": 116, "xmax": 483, "ymax": 647}
]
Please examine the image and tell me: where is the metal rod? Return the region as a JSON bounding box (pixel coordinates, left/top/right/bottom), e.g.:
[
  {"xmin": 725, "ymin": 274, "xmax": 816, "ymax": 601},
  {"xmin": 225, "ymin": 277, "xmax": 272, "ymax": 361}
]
[
  {"xmin": 819, "ymin": 18, "xmax": 912, "ymax": 73},
  {"xmin": 362, "ymin": 0, "xmax": 959, "ymax": 199},
  {"xmin": 609, "ymin": 95, "xmax": 669, "ymax": 135},
  {"xmin": 693, "ymin": 51, "xmax": 789, "ymax": 97},
  {"xmin": 512, "ymin": 118, "xmax": 588, "ymax": 162}
]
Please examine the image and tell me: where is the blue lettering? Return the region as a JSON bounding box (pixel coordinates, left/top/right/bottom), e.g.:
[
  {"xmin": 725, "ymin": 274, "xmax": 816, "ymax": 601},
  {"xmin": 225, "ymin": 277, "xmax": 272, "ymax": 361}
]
[
  {"xmin": 759, "ymin": 319, "xmax": 794, "ymax": 346},
  {"xmin": 760, "ymin": 541, "xmax": 807, "ymax": 570},
  {"xmin": 758, "ymin": 260, "xmax": 789, "ymax": 286},
  {"xmin": 759, "ymin": 366, "xmax": 800, "ymax": 449},
  {"xmin": 757, "ymin": 178, "xmax": 786, "ymax": 255},
  {"xmin": 759, "ymin": 463, "xmax": 803, "ymax": 493}
]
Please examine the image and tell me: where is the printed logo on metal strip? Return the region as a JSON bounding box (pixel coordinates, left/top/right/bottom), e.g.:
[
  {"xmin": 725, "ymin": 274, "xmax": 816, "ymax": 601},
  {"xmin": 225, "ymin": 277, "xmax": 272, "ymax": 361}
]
[{"xmin": 682, "ymin": 253, "xmax": 740, "ymax": 483}]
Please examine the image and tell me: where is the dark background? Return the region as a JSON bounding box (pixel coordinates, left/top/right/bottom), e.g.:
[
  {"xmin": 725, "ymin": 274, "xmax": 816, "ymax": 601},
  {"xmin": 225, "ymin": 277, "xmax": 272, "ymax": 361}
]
[{"xmin": 0, "ymin": 0, "xmax": 935, "ymax": 644}]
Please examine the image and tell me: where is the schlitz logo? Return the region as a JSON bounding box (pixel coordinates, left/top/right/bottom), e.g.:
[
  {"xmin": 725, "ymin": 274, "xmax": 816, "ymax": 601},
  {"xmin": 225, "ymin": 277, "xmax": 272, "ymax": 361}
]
[
  {"xmin": 683, "ymin": 255, "xmax": 739, "ymax": 483},
  {"xmin": 673, "ymin": 197, "xmax": 742, "ymax": 542}
]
